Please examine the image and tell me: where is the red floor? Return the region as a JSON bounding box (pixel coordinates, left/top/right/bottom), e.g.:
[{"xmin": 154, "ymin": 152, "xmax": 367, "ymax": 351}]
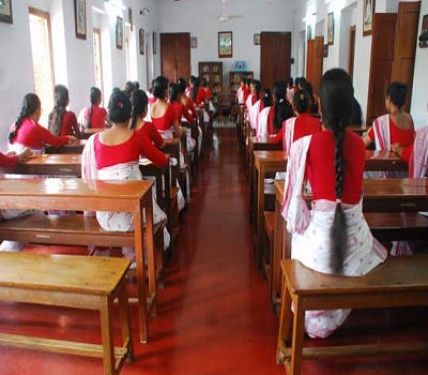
[{"xmin": 0, "ymin": 130, "xmax": 427, "ymax": 374}]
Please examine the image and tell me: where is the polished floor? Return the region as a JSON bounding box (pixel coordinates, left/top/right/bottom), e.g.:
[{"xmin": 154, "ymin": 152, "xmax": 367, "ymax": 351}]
[{"xmin": 0, "ymin": 130, "xmax": 427, "ymax": 374}]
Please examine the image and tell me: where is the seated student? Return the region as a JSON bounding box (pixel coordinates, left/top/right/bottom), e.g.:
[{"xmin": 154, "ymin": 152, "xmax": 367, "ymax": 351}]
[
  {"xmin": 131, "ymin": 90, "xmax": 165, "ymax": 150},
  {"xmin": 192, "ymin": 78, "xmax": 206, "ymax": 108},
  {"xmin": 124, "ymin": 81, "xmax": 137, "ymax": 99},
  {"xmin": 81, "ymin": 90, "xmax": 170, "ymax": 261},
  {"xmin": 286, "ymin": 77, "xmax": 295, "ymax": 104},
  {"xmin": 268, "ymin": 81, "xmax": 294, "ymax": 135},
  {"xmin": 363, "ymin": 82, "xmax": 415, "ymax": 163},
  {"xmin": 9, "ymin": 93, "xmax": 76, "ymax": 153},
  {"xmin": 236, "ymin": 78, "xmax": 250, "ymax": 105},
  {"xmin": 177, "ymin": 78, "xmax": 197, "ymax": 125},
  {"xmin": 48, "ymin": 85, "xmax": 80, "ymax": 137},
  {"xmin": 79, "ymin": 87, "xmax": 108, "ymax": 129},
  {"xmin": 150, "ymin": 76, "xmax": 183, "ymax": 139},
  {"xmin": 247, "ymin": 80, "xmax": 263, "ymax": 131},
  {"xmin": 185, "ymin": 76, "xmax": 197, "ymax": 99},
  {"xmin": 201, "ymin": 78, "xmax": 212, "ymax": 101},
  {"xmin": 256, "ymin": 89, "xmax": 273, "ymax": 137},
  {"xmin": 281, "ymin": 68, "xmax": 387, "ymax": 339},
  {"xmin": 272, "ymin": 90, "xmax": 321, "ymax": 152},
  {"xmin": 301, "ymin": 81, "xmax": 319, "ymax": 114}
]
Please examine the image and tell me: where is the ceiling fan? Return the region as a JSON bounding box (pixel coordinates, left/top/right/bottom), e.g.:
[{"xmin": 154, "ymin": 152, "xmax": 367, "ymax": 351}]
[{"xmin": 215, "ymin": 0, "xmax": 243, "ymax": 22}]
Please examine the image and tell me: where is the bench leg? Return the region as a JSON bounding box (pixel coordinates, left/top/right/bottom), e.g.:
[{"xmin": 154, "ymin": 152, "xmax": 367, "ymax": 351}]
[
  {"xmin": 289, "ymin": 297, "xmax": 305, "ymax": 375},
  {"xmin": 100, "ymin": 297, "xmax": 115, "ymax": 375},
  {"xmin": 277, "ymin": 283, "xmax": 293, "ymax": 364},
  {"xmin": 118, "ymin": 284, "xmax": 134, "ymax": 363}
]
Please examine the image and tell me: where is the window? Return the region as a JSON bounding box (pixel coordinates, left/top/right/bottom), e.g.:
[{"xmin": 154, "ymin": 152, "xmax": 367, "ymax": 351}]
[
  {"xmin": 28, "ymin": 8, "xmax": 55, "ymax": 126},
  {"xmin": 92, "ymin": 28, "xmax": 104, "ymax": 96}
]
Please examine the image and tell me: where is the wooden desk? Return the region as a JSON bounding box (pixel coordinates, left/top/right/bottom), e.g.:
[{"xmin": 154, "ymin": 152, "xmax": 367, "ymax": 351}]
[
  {"xmin": 12, "ymin": 154, "xmax": 82, "ymax": 177},
  {"xmin": 365, "ymin": 150, "xmax": 408, "ymax": 172},
  {"xmin": 81, "ymin": 128, "xmax": 102, "ymax": 139},
  {"xmin": 0, "ymin": 177, "xmax": 155, "ymax": 344},
  {"xmin": 271, "ymin": 178, "xmax": 428, "ymax": 306},
  {"xmin": 45, "ymin": 140, "xmax": 87, "ymax": 154},
  {"xmin": 253, "ymin": 151, "xmax": 287, "ymax": 269}
]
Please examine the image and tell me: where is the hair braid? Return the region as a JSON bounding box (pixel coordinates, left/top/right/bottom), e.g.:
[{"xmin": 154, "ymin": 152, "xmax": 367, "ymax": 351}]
[{"xmin": 9, "ymin": 93, "xmax": 41, "ymax": 143}]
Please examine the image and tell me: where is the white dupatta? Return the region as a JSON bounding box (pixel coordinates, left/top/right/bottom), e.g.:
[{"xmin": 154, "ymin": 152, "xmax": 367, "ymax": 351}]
[
  {"xmin": 373, "ymin": 114, "xmax": 391, "ymax": 151},
  {"xmin": 249, "ymin": 99, "xmax": 262, "ymax": 130},
  {"xmin": 283, "ymin": 117, "xmax": 297, "ymax": 154},
  {"xmin": 257, "ymin": 106, "xmax": 271, "ymax": 137},
  {"xmin": 412, "ymin": 126, "xmax": 428, "ymax": 178},
  {"xmin": 237, "ymin": 87, "xmax": 245, "ymax": 105}
]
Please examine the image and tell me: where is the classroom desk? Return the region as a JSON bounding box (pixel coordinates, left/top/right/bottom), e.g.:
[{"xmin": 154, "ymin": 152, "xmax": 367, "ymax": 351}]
[
  {"xmin": 271, "ymin": 178, "xmax": 428, "ymax": 305},
  {"xmin": 45, "ymin": 140, "xmax": 87, "ymax": 154},
  {"xmin": 0, "ymin": 177, "xmax": 155, "ymax": 344},
  {"xmin": 12, "ymin": 154, "xmax": 82, "ymax": 177}
]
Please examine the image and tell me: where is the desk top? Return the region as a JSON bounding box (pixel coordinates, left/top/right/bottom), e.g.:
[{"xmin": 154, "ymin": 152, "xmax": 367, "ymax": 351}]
[
  {"xmin": 248, "ymin": 136, "xmax": 282, "ymax": 151},
  {"xmin": 0, "ymin": 253, "xmax": 129, "ymax": 295},
  {"xmin": 0, "ymin": 178, "xmax": 152, "ymax": 200},
  {"xmin": 45, "ymin": 140, "xmax": 86, "ymax": 154},
  {"xmin": 21, "ymin": 154, "xmax": 82, "ymax": 166}
]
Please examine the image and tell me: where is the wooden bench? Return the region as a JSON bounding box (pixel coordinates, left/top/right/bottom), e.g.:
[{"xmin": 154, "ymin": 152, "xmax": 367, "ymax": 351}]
[
  {"xmin": 277, "ymin": 257, "xmax": 428, "ymax": 375},
  {"xmin": 262, "ymin": 211, "xmax": 275, "ymax": 282},
  {"xmin": 0, "ymin": 253, "xmax": 133, "ymax": 375}
]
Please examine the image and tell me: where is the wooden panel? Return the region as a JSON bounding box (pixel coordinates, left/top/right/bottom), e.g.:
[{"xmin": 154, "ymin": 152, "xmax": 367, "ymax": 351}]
[
  {"xmin": 306, "ymin": 37, "xmax": 324, "ymax": 95},
  {"xmin": 366, "ymin": 13, "xmax": 397, "ymax": 124},
  {"xmin": 349, "ymin": 25, "xmax": 356, "ymax": 79},
  {"xmin": 260, "ymin": 32, "xmax": 291, "ymax": 88},
  {"xmin": 391, "ymin": 1, "xmax": 421, "ymax": 112},
  {"xmin": 160, "ymin": 33, "xmax": 191, "ymax": 82}
]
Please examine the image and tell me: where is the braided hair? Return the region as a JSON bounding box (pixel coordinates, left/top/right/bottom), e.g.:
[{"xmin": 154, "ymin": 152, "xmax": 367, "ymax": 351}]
[
  {"xmin": 9, "ymin": 93, "xmax": 41, "ymax": 143},
  {"xmin": 48, "ymin": 85, "xmax": 69, "ymax": 136},
  {"xmin": 130, "ymin": 89, "xmax": 148, "ymax": 129},
  {"xmin": 319, "ymin": 68, "xmax": 354, "ymax": 274},
  {"xmin": 272, "ymin": 81, "xmax": 294, "ymax": 131},
  {"xmin": 87, "ymin": 87, "xmax": 102, "ymax": 129}
]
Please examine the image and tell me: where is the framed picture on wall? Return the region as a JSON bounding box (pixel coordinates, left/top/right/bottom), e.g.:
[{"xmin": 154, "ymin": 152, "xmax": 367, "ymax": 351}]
[
  {"xmin": 153, "ymin": 32, "xmax": 157, "ymax": 55},
  {"xmin": 218, "ymin": 31, "xmax": 233, "ymax": 58},
  {"xmin": 116, "ymin": 17, "xmax": 123, "ymax": 49},
  {"xmin": 191, "ymin": 36, "xmax": 198, "ymax": 49},
  {"xmin": 0, "ymin": 0, "xmax": 13, "ymax": 24},
  {"xmin": 306, "ymin": 25, "xmax": 312, "ymax": 40},
  {"xmin": 253, "ymin": 34, "xmax": 260, "ymax": 46},
  {"xmin": 74, "ymin": 0, "xmax": 86, "ymax": 39},
  {"xmin": 327, "ymin": 12, "xmax": 334, "ymax": 45},
  {"xmin": 363, "ymin": 0, "xmax": 376, "ymax": 36},
  {"xmin": 323, "ymin": 44, "xmax": 329, "ymax": 58},
  {"xmin": 139, "ymin": 29, "xmax": 145, "ymax": 55},
  {"xmin": 422, "ymin": 14, "xmax": 428, "ymax": 31}
]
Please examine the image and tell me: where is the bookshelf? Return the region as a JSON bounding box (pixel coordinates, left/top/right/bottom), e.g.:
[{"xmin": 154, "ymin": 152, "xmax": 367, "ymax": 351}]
[{"xmin": 198, "ymin": 62, "xmax": 223, "ymax": 108}]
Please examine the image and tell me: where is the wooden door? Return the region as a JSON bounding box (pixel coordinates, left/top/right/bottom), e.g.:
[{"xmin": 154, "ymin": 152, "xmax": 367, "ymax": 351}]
[
  {"xmin": 160, "ymin": 33, "xmax": 191, "ymax": 82},
  {"xmin": 260, "ymin": 32, "xmax": 291, "ymax": 88},
  {"xmin": 306, "ymin": 36, "xmax": 324, "ymax": 95},
  {"xmin": 349, "ymin": 25, "xmax": 356, "ymax": 80},
  {"xmin": 391, "ymin": 1, "xmax": 420, "ymax": 112},
  {"xmin": 366, "ymin": 13, "xmax": 397, "ymax": 124}
]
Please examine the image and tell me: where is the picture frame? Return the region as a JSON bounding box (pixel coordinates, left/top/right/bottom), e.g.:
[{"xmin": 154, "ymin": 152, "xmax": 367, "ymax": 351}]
[
  {"xmin": 323, "ymin": 44, "xmax": 329, "ymax": 58},
  {"xmin": 306, "ymin": 25, "xmax": 312, "ymax": 41},
  {"xmin": 116, "ymin": 16, "xmax": 123, "ymax": 50},
  {"xmin": 422, "ymin": 14, "xmax": 428, "ymax": 32},
  {"xmin": 363, "ymin": 0, "xmax": 376, "ymax": 36},
  {"xmin": 74, "ymin": 0, "xmax": 86, "ymax": 39},
  {"xmin": 139, "ymin": 28, "xmax": 144, "ymax": 55},
  {"xmin": 0, "ymin": 0, "xmax": 13, "ymax": 24},
  {"xmin": 253, "ymin": 34, "xmax": 260, "ymax": 46},
  {"xmin": 153, "ymin": 32, "xmax": 157, "ymax": 55},
  {"xmin": 327, "ymin": 12, "xmax": 334, "ymax": 45},
  {"xmin": 218, "ymin": 31, "xmax": 233, "ymax": 58},
  {"xmin": 191, "ymin": 36, "xmax": 198, "ymax": 49}
]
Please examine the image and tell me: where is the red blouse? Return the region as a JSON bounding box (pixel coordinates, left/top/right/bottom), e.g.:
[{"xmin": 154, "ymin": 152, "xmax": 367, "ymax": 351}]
[
  {"xmin": 152, "ymin": 102, "xmax": 175, "ymax": 132},
  {"xmin": 59, "ymin": 111, "xmax": 79, "ymax": 136},
  {"xmin": 11, "ymin": 118, "xmax": 69, "ymax": 149},
  {"xmin": 137, "ymin": 122, "xmax": 164, "ymax": 149},
  {"xmin": 195, "ymin": 88, "xmax": 206, "ymax": 106},
  {"xmin": 0, "ymin": 152, "xmax": 19, "ymax": 169},
  {"xmin": 273, "ymin": 114, "xmax": 322, "ymax": 145},
  {"xmin": 86, "ymin": 106, "xmax": 107, "ymax": 129},
  {"xmin": 307, "ymin": 130, "xmax": 365, "ymax": 204},
  {"xmin": 202, "ymin": 87, "xmax": 212, "ymax": 100},
  {"xmin": 267, "ymin": 106, "xmax": 277, "ymax": 135},
  {"xmin": 182, "ymin": 98, "xmax": 196, "ymax": 124},
  {"xmin": 170, "ymin": 101, "xmax": 184, "ymax": 124},
  {"xmin": 94, "ymin": 132, "xmax": 168, "ymax": 169},
  {"xmin": 243, "ymin": 86, "xmax": 251, "ymax": 102}
]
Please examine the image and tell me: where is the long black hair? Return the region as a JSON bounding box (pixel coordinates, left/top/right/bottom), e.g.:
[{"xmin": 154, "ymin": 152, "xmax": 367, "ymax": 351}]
[
  {"xmin": 251, "ymin": 80, "xmax": 262, "ymax": 98},
  {"xmin": 9, "ymin": 93, "xmax": 41, "ymax": 143},
  {"xmin": 169, "ymin": 83, "xmax": 181, "ymax": 103},
  {"xmin": 177, "ymin": 78, "xmax": 187, "ymax": 94},
  {"xmin": 191, "ymin": 77, "xmax": 201, "ymax": 102},
  {"xmin": 153, "ymin": 76, "xmax": 169, "ymax": 100},
  {"xmin": 124, "ymin": 81, "xmax": 136, "ymax": 98},
  {"xmin": 319, "ymin": 68, "xmax": 354, "ymax": 274},
  {"xmin": 130, "ymin": 89, "xmax": 148, "ymax": 129},
  {"xmin": 272, "ymin": 81, "xmax": 293, "ymax": 131},
  {"xmin": 262, "ymin": 88, "xmax": 273, "ymax": 107},
  {"xmin": 386, "ymin": 82, "xmax": 408, "ymax": 110},
  {"xmin": 87, "ymin": 87, "xmax": 102, "ymax": 129},
  {"xmin": 108, "ymin": 89, "xmax": 132, "ymax": 124},
  {"xmin": 48, "ymin": 84, "xmax": 69, "ymax": 136}
]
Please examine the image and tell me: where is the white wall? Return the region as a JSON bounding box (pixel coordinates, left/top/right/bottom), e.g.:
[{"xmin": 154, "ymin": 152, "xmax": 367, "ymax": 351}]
[
  {"xmin": 411, "ymin": 0, "xmax": 428, "ymax": 128},
  {"xmin": 0, "ymin": 0, "xmax": 160, "ymax": 150},
  {"xmin": 157, "ymin": 0, "xmax": 296, "ymax": 85}
]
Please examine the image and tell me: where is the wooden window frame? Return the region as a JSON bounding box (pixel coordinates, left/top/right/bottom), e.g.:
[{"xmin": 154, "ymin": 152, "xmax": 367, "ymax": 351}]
[{"xmin": 93, "ymin": 28, "xmax": 104, "ymax": 95}]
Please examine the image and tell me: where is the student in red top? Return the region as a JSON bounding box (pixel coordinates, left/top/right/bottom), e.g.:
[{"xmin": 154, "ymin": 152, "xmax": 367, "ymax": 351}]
[
  {"xmin": 150, "ymin": 76, "xmax": 183, "ymax": 139},
  {"xmin": 169, "ymin": 83, "xmax": 185, "ymax": 124},
  {"xmin": 363, "ymin": 82, "xmax": 415, "ymax": 163},
  {"xmin": 268, "ymin": 81, "xmax": 294, "ymax": 135},
  {"xmin": 9, "ymin": 93, "xmax": 76, "ymax": 153},
  {"xmin": 177, "ymin": 78, "xmax": 196, "ymax": 125},
  {"xmin": 281, "ymin": 68, "xmax": 387, "ymax": 338},
  {"xmin": 131, "ymin": 89, "xmax": 165, "ymax": 150},
  {"xmin": 80, "ymin": 87, "xmax": 108, "ymax": 129},
  {"xmin": 272, "ymin": 89, "xmax": 322, "ymax": 152},
  {"xmin": 201, "ymin": 78, "xmax": 212, "ymax": 101}
]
